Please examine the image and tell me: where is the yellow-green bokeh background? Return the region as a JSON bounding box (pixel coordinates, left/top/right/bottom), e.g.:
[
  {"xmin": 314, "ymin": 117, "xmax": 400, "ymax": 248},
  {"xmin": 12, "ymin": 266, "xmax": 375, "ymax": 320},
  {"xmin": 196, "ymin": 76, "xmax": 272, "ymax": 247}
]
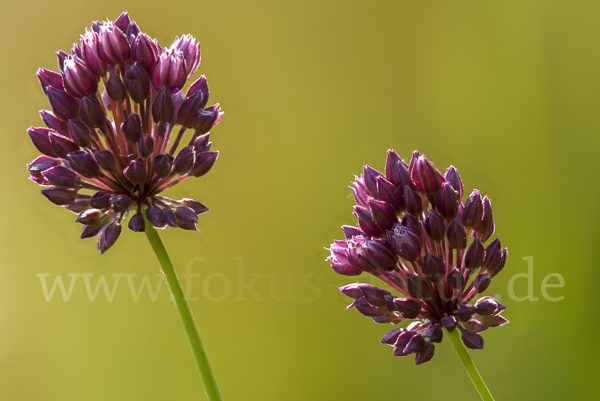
[{"xmin": 1, "ymin": 1, "xmax": 597, "ymax": 400}]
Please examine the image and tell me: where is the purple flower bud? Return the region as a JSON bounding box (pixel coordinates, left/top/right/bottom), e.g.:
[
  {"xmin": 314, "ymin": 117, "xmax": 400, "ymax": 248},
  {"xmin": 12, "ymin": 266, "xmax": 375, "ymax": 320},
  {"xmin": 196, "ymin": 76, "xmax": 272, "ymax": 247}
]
[
  {"xmin": 152, "ymin": 87, "xmax": 175, "ymax": 123},
  {"xmin": 393, "ymin": 331, "xmax": 416, "ymax": 356},
  {"xmin": 404, "ymin": 334, "xmax": 426, "ymax": 354},
  {"xmin": 49, "ymin": 132, "xmax": 79, "ymax": 159},
  {"xmin": 138, "ymin": 135, "xmax": 154, "ymax": 158},
  {"xmin": 464, "ymin": 319, "xmax": 489, "ymax": 333},
  {"xmin": 151, "ymin": 48, "xmax": 187, "ymax": 92},
  {"xmin": 67, "ymin": 150, "xmax": 101, "ymax": 178},
  {"xmin": 112, "ymin": 194, "xmax": 134, "ymax": 211},
  {"xmin": 353, "ymin": 206, "xmax": 381, "ymax": 237},
  {"xmin": 106, "ymin": 71, "xmax": 126, "ymax": 102},
  {"xmin": 187, "ymin": 75, "xmax": 209, "ymax": 108},
  {"xmin": 368, "ymin": 199, "xmax": 397, "ymax": 232},
  {"xmin": 81, "ymin": 32, "xmax": 109, "ymax": 77},
  {"xmin": 171, "ymin": 34, "xmax": 200, "ymax": 78},
  {"xmin": 56, "ymin": 50, "xmax": 69, "ymax": 72},
  {"xmin": 389, "ymin": 224, "xmax": 421, "ymax": 261},
  {"xmin": 483, "ymin": 239, "xmax": 502, "ymax": 268},
  {"xmin": 434, "ymin": 182, "xmax": 459, "ymax": 220},
  {"xmin": 445, "ymin": 165, "xmax": 464, "ymax": 200},
  {"xmin": 463, "ymin": 238, "xmax": 485, "ymax": 270},
  {"xmin": 125, "ymin": 63, "xmax": 150, "ymax": 103},
  {"xmin": 177, "ymin": 91, "xmax": 204, "ymax": 128},
  {"xmin": 458, "ymin": 304, "xmax": 475, "ymax": 321},
  {"xmin": 124, "ymin": 158, "xmax": 147, "ymax": 185},
  {"xmin": 346, "ymin": 239, "xmax": 376, "ymax": 273},
  {"xmin": 190, "ymin": 151, "xmax": 218, "ymax": 177},
  {"xmin": 121, "ymin": 113, "xmax": 143, "ymax": 142},
  {"xmin": 477, "ymin": 314, "xmax": 509, "ymax": 328},
  {"xmin": 37, "ymin": 68, "xmax": 64, "ymax": 93},
  {"xmin": 381, "ymin": 328, "xmax": 404, "ymax": 345},
  {"xmin": 66, "ymin": 198, "xmax": 91, "ymax": 214},
  {"xmin": 351, "ymin": 178, "xmax": 371, "ymax": 208},
  {"xmin": 90, "ymin": 191, "xmax": 112, "ymax": 209},
  {"xmin": 125, "ymin": 22, "xmax": 140, "ymax": 42},
  {"xmin": 47, "ymin": 87, "xmax": 79, "ymax": 120},
  {"xmin": 422, "ymin": 254, "xmax": 445, "ymax": 281},
  {"xmin": 411, "ymin": 155, "xmax": 444, "ymax": 194},
  {"xmin": 461, "ymin": 329, "xmax": 484, "ymax": 349},
  {"xmin": 407, "ymin": 274, "xmax": 431, "ymax": 299},
  {"xmin": 473, "ymin": 273, "xmax": 491, "ymax": 293},
  {"xmin": 194, "ymin": 104, "xmax": 223, "ymax": 135},
  {"xmin": 476, "ymin": 195, "xmax": 495, "ymax": 242},
  {"xmin": 415, "ymin": 341, "xmax": 435, "ymax": 365},
  {"xmin": 353, "ymin": 297, "xmax": 388, "ymax": 318},
  {"xmin": 424, "ymin": 210, "xmax": 444, "ymax": 242},
  {"xmin": 94, "ymin": 150, "xmax": 117, "ymax": 172},
  {"xmin": 474, "ymin": 298, "xmax": 497, "ymax": 316},
  {"xmin": 62, "ymin": 56, "xmax": 98, "ymax": 98},
  {"xmin": 161, "ymin": 208, "xmax": 178, "ymax": 227},
  {"xmin": 154, "ymin": 154, "xmax": 174, "ymax": 178},
  {"xmin": 341, "ymin": 225, "xmax": 362, "ymax": 240},
  {"xmin": 174, "ymin": 146, "xmax": 195, "ymax": 175},
  {"xmin": 363, "ymin": 238, "xmax": 397, "ymax": 271},
  {"xmin": 192, "ymin": 133, "xmax": 212, "ymax": 153},
  {"xmin": 426, "ymin": 325, "xmax": 443, "ymax": 343},
  {"xmin": 329, "ymin": 243, "xmax": 362, "ymax": 277},
  {"xmin": 447, "ymin": 219, "xmax": 467, "ymax": 249},
  {"xmin": 441, "ymin": 315, "xmax": 458, "ymax": 332},
  {"xmin": 403, "ymin": 185, "xmax": 423, "ymax": 216},
  {"xmin": 175, "ymin": 206, "xmax": 199, "ymax": 224},
  {"xmin": 114, "ymin": 12, "xmax": 131, "ymax": 33},
  {"xmin": 376, "ymin": 176, "xmax": 405, "ymax": 213},
  {"xmin": 487, "ymin": 248, "xmax": 508, "ymax": 277},
  {"xmin": 76, "ymin": 209, "xmax": 103, "ymax": 225},
  {"xmin": 385, "ymin": 149, "xmax": 409, "ymax": 188},
  {"xmin": 98, "ymin": 222, "xmax": 122, "ymax": 254},
  {"xmin": 40, "ymin": 110, "xmax": 69, "ymax": 136},
  {"xmin": 42, "ymin": 166, "xmax": 77, "ymax": 188},
  {"xmin": 133, "ymin": 33, "xmax": 160, "ymax": 74},
  {"xmin": 128, "ymin": 213, "xmax": 146, "ymax": 232},
  {"xmin": 28, "ymin": 127, "xmax": 58, "ymax": 157},
  {"xmin": 145, "ymin": 207, "xmax": 163, "ymax": 226},
  {"xmin": 340, "ymin": 283, "xmax": 373, "ymax": 299},
  {"xmin": 463, "ymin": 189, "xmax": 484, "ymax": 228},
  {"xmin": 27, "ymin": 155, "xmax": 61, "ymax": 185},
  {"xmin": 363, "ymin": 165, "xmax": 383, "ymax": 194},
  {"xmin": 181, "ymin": 198, "xmax": 209, "ymax": 215},
  {"xmin": 81, "ymin": 222, "xmax": 103, "ymax": 239},
  {"xmin": 97, "ymin": 23, "xmax": 131, "ymax": 65},
  {"xmin": 41, "ymin": 187, "xmax": 77, "ymax": 205},
  {"xmin": 68, "ymin": 120, "xmax": 94, "ymax": 147},
  {"xmin": 79, "ymin": 97, "xmax": 106, "ymax": 128},
  {"xmin": 448, "ymin": 267, "xmax": 464, "ymax": 290},
  {"xmin": 392, "ymin": 298, "xmax": 421, "ymax": 319},
  {"xmin": 408, "ymin": 150, "xmax": 419, "ymax": 173}
]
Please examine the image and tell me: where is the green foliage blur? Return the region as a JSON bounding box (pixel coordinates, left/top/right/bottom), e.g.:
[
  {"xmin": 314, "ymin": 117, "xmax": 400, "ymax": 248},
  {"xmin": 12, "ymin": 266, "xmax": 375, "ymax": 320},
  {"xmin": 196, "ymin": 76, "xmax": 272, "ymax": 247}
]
[{"xmin": 0, "ymin": 1, "xmax": 597, "ymax": 400}]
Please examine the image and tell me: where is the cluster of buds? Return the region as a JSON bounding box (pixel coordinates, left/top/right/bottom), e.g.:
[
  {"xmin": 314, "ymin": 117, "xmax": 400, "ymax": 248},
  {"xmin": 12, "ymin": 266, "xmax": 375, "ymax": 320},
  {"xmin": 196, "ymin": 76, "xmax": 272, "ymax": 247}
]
[
  {"xmin": 27, "ymin": 12, "xmax": 223, "ymax": 253},
  {"xmin": 327, "ymin": 150, "xmax": 508, "ymax": 364}
]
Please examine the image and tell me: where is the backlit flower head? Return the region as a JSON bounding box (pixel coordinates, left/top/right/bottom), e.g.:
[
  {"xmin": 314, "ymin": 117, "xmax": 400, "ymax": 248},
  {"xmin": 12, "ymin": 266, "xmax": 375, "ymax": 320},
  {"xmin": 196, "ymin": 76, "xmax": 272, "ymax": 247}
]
[
  {"xmin": 28, "ymin": 12, "xmax": 223, "ymax": 253},
  {"xmin": 327, "ymin": 150, "xmax": 508, "ymax": 364}
]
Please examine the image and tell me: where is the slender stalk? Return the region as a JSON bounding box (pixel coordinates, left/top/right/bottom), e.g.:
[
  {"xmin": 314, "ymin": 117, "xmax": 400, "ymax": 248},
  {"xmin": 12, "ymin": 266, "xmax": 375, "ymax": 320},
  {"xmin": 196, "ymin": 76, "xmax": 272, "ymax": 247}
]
[
  {"xmin": 144, "ymin": 218, "xmax": 223, "ymax": 401},
  {"xmin": 447, "ymin": 329, "xmax": 495, "ymax": 401}
]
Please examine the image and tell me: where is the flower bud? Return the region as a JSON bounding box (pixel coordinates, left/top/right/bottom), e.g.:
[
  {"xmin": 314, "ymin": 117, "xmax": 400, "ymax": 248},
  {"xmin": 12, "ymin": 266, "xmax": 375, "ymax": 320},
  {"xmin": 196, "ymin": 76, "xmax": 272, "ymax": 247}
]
[
  {"xmin": 474, "ymin": 298, "xmax": 497, "ymax": 316},
  {"xmin": 434, "ymin": 182, "xmax": 459, "ymax": 220},
  {"xmin": 389, "ymin": 224, "xmax": 421, "ymax": 262},
  {"xmin": 128, "ymin": 213, "xmax": 146, "ymax": 232},
  {"xmin": 27, "ymin": 155, "xmax": 61, "ymax": 184},
  {"xmin": 138, "ymin": 135, "xmax": 154, "ymax": 158},
  {"xmin": 363, "ymin": 238, "xmax": 397, "ymax": 271},
  {"xmin": 76, "ymin": 209, "xmax": 103, "ymax": 225},
  {"xmin": 393, "ymin": 331, "xmax": 416, "ymax": 356},
  {"xmin": 473, "ymin": 273, "xmax": 491, "ymax": 293},
  {"xmin": 97, "ymin": 23, "xmax": 131, "ymax": 65},
  {"xmin": 376, "ymin": 176, "xmax": 404, "ymax": 212},
  {"xmin": 90, "ymin": 191, "xmax": 111, "ymax": 209},
  {"xmin": 488, "ymin": 248, "xmax": 508, "ymax": 277},
  {"xmin": 28, "ymin": 127, "xmax": 58, "ymax": 157},
  {"xmin": 125, "ymin": 63, "xmax": 150, "ymax": 103},
  {"xmin": 62, "ymin": 55, "xmax": 98, "ymax": 98},
  {"xmin": 463, "ymin": 189, "xmax": 484, "ymax": 228},
  {"xmin": 124, "ymin": 158, "xmax": 147, "ymax": 186},
  {"xmin": 441, "ymin": 315, "xmax": 458, "ymax": 332},
  {"xmin": 381, "ymin": 328, "xmax": 404, "ymax": 345},
  {"xmin": 346, "ymin": 239, "xmax": 376, "ymax": 273},
  {"xmin": 175, "ymin": 205, "xmax": 199, "ymax": 224},
  {"xmin": 121, "ymin": 113, "xmax": 143, "ymax": 142},
  {"xmin": 81, "ymin": 32, "xmax": 108, "ymax": 77},
  {"xmin": 476, "ymin": 195, "xmax": 495, "ymax": 242},
  {"xmin": 40, "ymin": 110, "xmax": 69, "ymax": 136},
  {"xmin": 152, "ymin": 86, "xmax": 175, "ymax": 123},
  {"xmin": 406, "ymin": 274, "xmax": 431, "ymax": 299},
  {"xmin": 94, "ymin": 150, "xmax": 117, "ymax": 172},
  {"xmin": 477, "ymin": 314, "xmax": 508, "ymax": 328},
  {"xmin": 161, "ymin": 208, "xmax": 178, "ymax": 227},
  {"xmin": 177, "ymin": 91, "xmax": 204, "ymax": 128},
  {"xmin": 392, "ymin": 298, "xmax": 421, "ymax": 319},
  {"xmin": 133, "ymin": 33, "xmax": 159, "ymax": 74},
  {"xmin": 67, "ymin": 150, "xmax": 101, "ymax": 178},
  {"xmin": 353, "ymin": 206, "xmax": 381, "ymax": 237},
  {"xmin": 424, "ymin": 210, "xmax": 444, "ymax": 242},
  {"xmin": 154, "ymin": 154, "xmax": 174, "ymax": 178},
  {"xmin": 145, "ymin": 207, "xmax": 163, "ymax": 226},
  {"xmin": 461, "ymin": 329, "xmax": 484, "ymax": 349},
  {"xmin": 363, "ymin": 165, "xmax": 383, "ymax": 194},
  {"xmin": 187, "ymin": 75, "xmax": 209, "ymax": 108},
  {"xmin": 151, "ymin": 48, "xmax": 186, "ymax": 91},
  {"xmin": 181, "ymin": 198, "xmax": 209, "ymax": 215},
  {"xmin": 189, "ymin": 151, "xmax": 218, "ymax": 177},
  {"xmin": 171, "ymin": 34, "xmax": 200, "ymax": 78},
  {"xmin": 463, "ymin": 238, "xmax": 485, "ymax": 270},
  {"xmin": 411, "ymin": 155, "xmax": 444, "ymax": 194},
  {"xmin": 457, "ymin": 304, "xmax": 475, "ymax": 321},
  {"xmin": 79, "ymin": 97, "xmax": 106, "ymax": 128},
  {"xmin": 447, "ymin": 219, "xmax": 467, "ymax": 249},
  {"xmin": 403, "ymin": 185, "xmax": 423, "ymax": 216},
  {"xmin": 37, "ymin": 68, "xmax": 63, "ymax": 94},
  {"xmin": 426, "ymin": 325, "xmax": 443, "ymax": 343},
  {"xmin": 174, "ymin": 146, "xmax": 195, "ymax": 175},
  {"xmin": 404, "ymin": 334, "xmax": 426, "ymax": 355},
  {"xmin": 415, "ymin": 342, "xmax": 435, "ymax": 365},
  {"xmin": 106, "ymin": 71, "xmax": 126, "ymax": 102},
  {"xmin": 422, "ymin": 254, "xmax": 445, "ymax": 281},
  {"xmin": 81, "ymin": 222, "xmax": 103, "ymax": 239},
  {"xmin": 351, "ymin": 178, "xmax": 370, "ymax": 208},
  {"xmin": 46, "ymin": 87, "xmax": 79, "ymax": 120},
  {"xmin": 98, "ymin": 222, "xmax": 122, "ymax": 254},
  {"xmin": 464, "ymin": 319, "xmax": 489, "ymax": 333},
  {"xmin": 41, "ymin": 187, "xmax": 77, "ymax": 205},
  {"xmin": 112, "ymin": 194, "xmax": 134, "ymax": 211},
  {"xmin": 448, "ymin": 267, "xmax": 464, "ymax": 290},
  {"xmin": 368, "ymin": 199, "xmax": 397, "ymax": 232},
  {"xmin": 444, "ymin": 165, "xmax": 463, "ymax": 200},
  {"xmin": 68, "ymin": 120, "xmax": 94, "ymax": 147},
  {"xmin": 42, "ymin": 166, "xmax": 77, "ymax": 188},
  {"xmin": 49, "ymin": 132, "xmax": 79, "ymax": 159},
  {"xmin": 329, "ymin": 242, "xmax": 362, "ymax": 276},
  {"xmin": 114, "ymin": 12, "xmax": 130, "ymax": 33}
]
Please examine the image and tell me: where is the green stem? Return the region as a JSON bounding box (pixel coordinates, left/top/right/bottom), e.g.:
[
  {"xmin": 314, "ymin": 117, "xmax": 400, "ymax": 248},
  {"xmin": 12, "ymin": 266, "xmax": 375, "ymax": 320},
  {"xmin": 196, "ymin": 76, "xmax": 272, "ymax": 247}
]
[
  {"xmin": 145, "ymin": 219, "xmax": 223, "ymax": 401},
  {"xmin": 447, "ymin": 329, "xmax": 495, "ymax": 401}
]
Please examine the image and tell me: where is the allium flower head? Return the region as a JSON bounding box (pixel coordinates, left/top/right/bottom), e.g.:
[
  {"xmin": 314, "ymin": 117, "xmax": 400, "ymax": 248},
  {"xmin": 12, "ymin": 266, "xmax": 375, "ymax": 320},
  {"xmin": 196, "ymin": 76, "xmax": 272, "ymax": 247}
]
[
  {"xmin": 27, "ymin": 12, "xmax": 224, "ymax": 253},
  {"xmin": 328, "ymin": 150, "xmax": 508, "ymax": 364}
]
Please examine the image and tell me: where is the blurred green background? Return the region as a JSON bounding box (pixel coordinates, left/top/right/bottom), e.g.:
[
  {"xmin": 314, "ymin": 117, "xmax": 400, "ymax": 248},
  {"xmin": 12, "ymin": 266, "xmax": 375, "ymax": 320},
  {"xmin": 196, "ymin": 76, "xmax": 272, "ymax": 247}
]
[{"xmin": 0, "ymin": 0, "xmax": 597, "ymax": 400}]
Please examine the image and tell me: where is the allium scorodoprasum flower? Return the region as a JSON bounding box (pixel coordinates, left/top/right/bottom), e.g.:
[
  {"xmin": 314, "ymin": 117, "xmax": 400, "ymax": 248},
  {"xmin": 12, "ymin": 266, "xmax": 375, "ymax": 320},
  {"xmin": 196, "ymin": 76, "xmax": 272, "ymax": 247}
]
[
  {"xmin": 27, "ymin": 12, "xmax": 223, "ymax": 253},
  {"xmin": 327, "ymin": 150, "xmax": 508, "ymax": 365}
]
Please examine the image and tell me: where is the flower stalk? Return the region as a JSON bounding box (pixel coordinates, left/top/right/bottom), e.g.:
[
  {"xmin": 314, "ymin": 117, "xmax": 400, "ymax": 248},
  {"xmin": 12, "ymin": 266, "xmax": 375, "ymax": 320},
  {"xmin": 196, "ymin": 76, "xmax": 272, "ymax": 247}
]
[
  {"xmin": 145, "ymin": 217, "xmax": 223, "ymax": 401},
  {"xmin": 447, "ymin": 328, "xmax": 495, "ymax": 401}
]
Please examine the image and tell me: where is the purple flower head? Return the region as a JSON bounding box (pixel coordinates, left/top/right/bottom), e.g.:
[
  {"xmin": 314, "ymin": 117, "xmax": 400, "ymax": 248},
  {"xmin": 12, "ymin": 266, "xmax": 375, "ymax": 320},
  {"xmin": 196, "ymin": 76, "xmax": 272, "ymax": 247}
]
[
  {"xmin": 27, "ymin": 12, "xmax": 224, "ymax": 254},
  {"xmin": 327, "ymin": 150, "xmax": 508, "ymax": 364}
]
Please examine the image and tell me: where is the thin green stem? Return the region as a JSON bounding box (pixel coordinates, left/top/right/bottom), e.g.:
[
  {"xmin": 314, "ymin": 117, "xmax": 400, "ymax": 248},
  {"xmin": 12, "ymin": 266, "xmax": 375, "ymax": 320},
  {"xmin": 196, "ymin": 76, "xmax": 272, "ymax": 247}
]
[
  {"xmin": 447, "ymin": 329, "xmax": 495, "ymax": 401},
  {"xmin": 145, "ymin": 219, "xmax": 223, "ymax": 401}
]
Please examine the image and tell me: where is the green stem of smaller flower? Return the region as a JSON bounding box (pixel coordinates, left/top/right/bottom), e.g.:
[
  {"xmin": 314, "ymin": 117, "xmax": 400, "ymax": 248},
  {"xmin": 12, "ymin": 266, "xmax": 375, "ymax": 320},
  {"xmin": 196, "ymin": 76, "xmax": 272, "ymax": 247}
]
[
  {"xmin": 447, "ymin": 328, "xmax": 496, "ymax": 401},
  {"xmin": 144, "ymin": 218, "xmax": 223, "ymax": 401}
]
